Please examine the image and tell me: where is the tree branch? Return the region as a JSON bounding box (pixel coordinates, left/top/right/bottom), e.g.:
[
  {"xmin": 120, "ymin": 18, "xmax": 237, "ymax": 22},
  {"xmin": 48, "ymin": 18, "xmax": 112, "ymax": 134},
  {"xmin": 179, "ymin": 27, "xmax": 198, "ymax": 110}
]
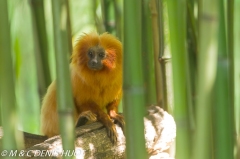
[{"xmin": 1, "ymin": 106, "xmax": 176, "ymax": 159}]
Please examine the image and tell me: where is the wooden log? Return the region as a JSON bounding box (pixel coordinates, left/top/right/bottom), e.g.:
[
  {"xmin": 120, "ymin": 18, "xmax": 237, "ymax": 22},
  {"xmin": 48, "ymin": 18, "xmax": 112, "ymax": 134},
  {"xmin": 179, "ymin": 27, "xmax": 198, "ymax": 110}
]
[{"xmin": 2, "ymin": 106, "xmax": 176, "ymax": 159}]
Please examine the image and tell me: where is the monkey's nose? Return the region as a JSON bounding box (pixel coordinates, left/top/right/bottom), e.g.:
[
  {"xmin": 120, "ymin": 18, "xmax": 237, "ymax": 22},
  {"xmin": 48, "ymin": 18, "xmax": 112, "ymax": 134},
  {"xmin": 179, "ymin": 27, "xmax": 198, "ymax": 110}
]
[{"xmin": 91, "ymin": 60, "xmax": 97, "ymax": 66}]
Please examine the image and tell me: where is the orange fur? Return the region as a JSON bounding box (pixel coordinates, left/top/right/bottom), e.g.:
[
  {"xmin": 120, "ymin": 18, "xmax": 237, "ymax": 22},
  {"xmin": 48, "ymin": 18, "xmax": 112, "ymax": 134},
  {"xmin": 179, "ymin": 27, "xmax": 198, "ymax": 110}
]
[{"xmin": 41, "ymin": 32, "xmax": 123, "ymax": 143}]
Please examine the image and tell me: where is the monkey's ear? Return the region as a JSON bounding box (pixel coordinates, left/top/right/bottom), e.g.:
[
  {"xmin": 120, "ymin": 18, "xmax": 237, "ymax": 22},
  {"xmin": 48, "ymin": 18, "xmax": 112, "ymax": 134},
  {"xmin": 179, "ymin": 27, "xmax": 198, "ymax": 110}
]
[{"xmin": 75, "ymin": 111, "xmax": 97, "ymax": 128}]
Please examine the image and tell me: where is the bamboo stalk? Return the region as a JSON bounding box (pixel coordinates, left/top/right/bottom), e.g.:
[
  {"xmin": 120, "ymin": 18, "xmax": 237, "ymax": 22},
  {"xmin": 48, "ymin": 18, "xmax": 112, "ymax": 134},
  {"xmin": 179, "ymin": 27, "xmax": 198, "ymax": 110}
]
[
  {"xmin": 51, "ymin": 0, "xmax": 75, "ymax": 158},
  {"xmin": 149, "ymin": 0, "xmax": 163, "ymax": 108},
  {"xmin": 212, "ymin": 0, "xmax": 233, "ymax": 158},
  {"xmin": 0, "ymin": 99, "xmax": 2, "ymax": 125},
  {"xmin": 234, "ymin": 0, "xmax": 240, "ymax": 143},
  {"xmin": 234, "ymin": 0, "xmax": 240, "ymax": 157},
  {"xmin": 65, "ymin": 0, "xmax": 72, "ymax": 55},
  {"xmin": 113, "ymin": 0, "xmax": 122, "ymax": 40},
  {"xmin": 156, "ymin": 0, "xmax": 167, "ymax": 110},
  {"xmin": 29, "ymin": 0, "xmax": 51, "ymax": 95},
  {"xmin": 101, "ymin": 0, "xmax": 114, "ymax": 33},
  {"xmin": 166, "ymin": 0, "xmax": 190, "ymax": 158},
  {"xmin": 0, "ymin": 0, "xmax": 23, "ymax": 153},
  {"xmin": 123, "ymin": 0, "xmax": 147, "ymax": 158},
  {"xmin": 226, "ymin": 1, "xmax": 236, "ymax": 157},
  {"xmin": 186, "ymin": 0, "xmax": 197, "ymax": 131},
  {"xmin": 232, "ymin": 0, "xmax": 240, "ymax": 159},
  {"xmin": 142, "ymin": 0, "xmax": 157, "ymax": 106},
  {"xmin": 192, "ymin": 0, "xmax": 218, "ymax": 158},
  {"xmin": 92, "ymin": 0, "xmax": 105, "ymax": 33},
  {"xmin": 157, "ymin": 0, "xmax": 174, "ymax": 113}
]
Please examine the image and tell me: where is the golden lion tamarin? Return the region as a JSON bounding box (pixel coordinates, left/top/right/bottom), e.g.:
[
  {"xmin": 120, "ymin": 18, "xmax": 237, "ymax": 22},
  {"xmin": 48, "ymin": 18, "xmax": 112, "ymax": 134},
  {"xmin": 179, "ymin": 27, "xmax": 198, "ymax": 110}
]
[{"xmin": 41, "ymin": 32, "xmax": 124, "ymax": 144}]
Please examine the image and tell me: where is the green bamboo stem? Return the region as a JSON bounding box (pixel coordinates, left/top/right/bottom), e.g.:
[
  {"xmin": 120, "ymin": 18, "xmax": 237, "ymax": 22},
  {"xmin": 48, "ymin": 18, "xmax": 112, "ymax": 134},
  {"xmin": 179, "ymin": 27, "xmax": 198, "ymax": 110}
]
[
  {"xmin": 156, "ymin": 0, "xmax": 164, "ymax": 59},
  {"xmin": 157, "ymin": 0, "xmax": 174, "ymax": 113},
  {"xmin": 93, "ymin": 0, "xmax": 105, "ymax": 33},
  {"xmin": 149, "ymin": 0, "xmax": 163, "ymax": 107},
  {"xmin": 232, "ymin": 0, "xmax": 240, "ymax": 159},
  {"xmin": 65, "ymin": 0, "xmax": 73, "ymax": 55},
  {"xmin": 0, "ymin": 0, "xmax": 23, "ymax": 153},
  {"xmin": 113, "ymin": 0, "xmax": 122, "ymax": 40},
  {"xmin": 187, "ymin": 1, "xmax": 198, "ymax": 43},
  {"xmin": 234, "ymin": 1, "xmax": 240, "ymax": 157},
  {"xmin": 234, "ymin": 0, "xmax": 240, "ymax": 142},
  {"xmin": 142, "ymin": 0, "xmax": 157, "ymax": 106},
  {"xmin": 212, "ymin": 0, "xmax": 233, "ymax": 158},
  {"xmin": 186, "ymin": 0, "xmax": 197, "ymax": 131},
  {"xmin": 101, "ymin": 0, "xmax": 114, "ymax": 33},
  {"xmin": 29, "ymin": 0, "xmax": 51, "ymax": 96},
  {"xmin": 193, "ymin": 0, "xmax": 218, "ymax": 158},
  {"xmin": 166, "ymin": 0, "xmax": 190, "ymax": 158},
  {"xmin": 123, "ymin": 0, "xmax": 147, "ymax": 158},
  {"xmin": 51, "ymin": 0, "xmax": 75, "ymax": 158},
  {"xmin": 212, "ymin": 0, "xmax": 234, "ymax": 158},
  {"xmin": 0, "ymin": 98, "xmax": 2, "ymax": 126},
  {"xmin": 227, "ymin": 0, "xmax": 235, "ymax": 155}
]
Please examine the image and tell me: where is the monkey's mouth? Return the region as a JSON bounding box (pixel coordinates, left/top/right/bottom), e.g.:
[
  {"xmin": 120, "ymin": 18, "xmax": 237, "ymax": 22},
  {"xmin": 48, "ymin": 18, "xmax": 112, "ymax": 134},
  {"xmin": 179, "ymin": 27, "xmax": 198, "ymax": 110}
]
[{"xmin": 87, "ymin": 64, "xmax": 103, "ymax": 71}]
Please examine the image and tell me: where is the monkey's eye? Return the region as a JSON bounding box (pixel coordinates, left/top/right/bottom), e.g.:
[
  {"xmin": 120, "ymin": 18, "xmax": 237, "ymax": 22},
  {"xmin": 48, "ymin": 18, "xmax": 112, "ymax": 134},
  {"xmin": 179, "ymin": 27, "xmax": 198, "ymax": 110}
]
[
  {"xmin": 99, "ymin": 52, "xmax": 105, "ymax": 58},
  {"xmin": 88, "ymin": 51, "xmax": 93, "ymax": 57}
]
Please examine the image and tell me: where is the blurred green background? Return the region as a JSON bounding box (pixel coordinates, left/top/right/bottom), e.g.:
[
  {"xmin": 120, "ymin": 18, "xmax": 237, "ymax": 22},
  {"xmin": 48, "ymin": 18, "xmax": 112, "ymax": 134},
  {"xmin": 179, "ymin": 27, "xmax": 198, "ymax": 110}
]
[
  {"xmin": 1, "ymin": 0, "xmax": 240, "ymax": 158},
  {"xmin": 7, "ymin": 0, "xmax": 103, "ymax": 134}
]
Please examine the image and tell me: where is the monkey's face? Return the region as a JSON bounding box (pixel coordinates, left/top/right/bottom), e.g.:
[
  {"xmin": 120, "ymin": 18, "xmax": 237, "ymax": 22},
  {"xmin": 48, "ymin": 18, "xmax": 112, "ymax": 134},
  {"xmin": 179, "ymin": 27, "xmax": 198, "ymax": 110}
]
[
  {"xmin": 87, "ymin": 46, "xmax": 106, "ymax": 71},
  {"xmin": 71, "ymin": 32, "xmax": 122, "ymax": 73}
]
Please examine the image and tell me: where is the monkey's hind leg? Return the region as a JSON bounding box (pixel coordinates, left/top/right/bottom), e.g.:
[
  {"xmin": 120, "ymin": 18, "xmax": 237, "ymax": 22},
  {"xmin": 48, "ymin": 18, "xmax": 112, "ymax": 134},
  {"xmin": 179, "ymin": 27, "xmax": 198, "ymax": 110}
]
[{"xmin": 75, "ymin": 110, "xmax": 97, "ymax": 127}]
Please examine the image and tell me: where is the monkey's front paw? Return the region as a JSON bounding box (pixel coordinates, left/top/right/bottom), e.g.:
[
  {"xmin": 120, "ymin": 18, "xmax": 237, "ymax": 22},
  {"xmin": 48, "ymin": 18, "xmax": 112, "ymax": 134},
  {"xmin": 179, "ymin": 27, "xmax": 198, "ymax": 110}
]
[{"xmin": 76, "ymin": 111, "xmax": 97, "ymax": 127}]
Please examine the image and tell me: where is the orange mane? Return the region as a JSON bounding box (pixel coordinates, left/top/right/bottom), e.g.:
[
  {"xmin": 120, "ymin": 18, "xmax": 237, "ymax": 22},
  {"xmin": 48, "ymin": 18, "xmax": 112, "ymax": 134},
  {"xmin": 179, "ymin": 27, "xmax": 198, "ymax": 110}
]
[{"xmin": 71, "ymin": 32, "xmax": 122, "ymax": 85}]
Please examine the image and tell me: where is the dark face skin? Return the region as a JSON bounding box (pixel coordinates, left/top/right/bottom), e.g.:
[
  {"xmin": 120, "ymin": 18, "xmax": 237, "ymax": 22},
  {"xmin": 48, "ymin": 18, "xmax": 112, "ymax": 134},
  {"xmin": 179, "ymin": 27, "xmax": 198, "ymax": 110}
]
[{"xmin": 87, "ymin": 46, "xmax": 106, "ymax": 71}]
